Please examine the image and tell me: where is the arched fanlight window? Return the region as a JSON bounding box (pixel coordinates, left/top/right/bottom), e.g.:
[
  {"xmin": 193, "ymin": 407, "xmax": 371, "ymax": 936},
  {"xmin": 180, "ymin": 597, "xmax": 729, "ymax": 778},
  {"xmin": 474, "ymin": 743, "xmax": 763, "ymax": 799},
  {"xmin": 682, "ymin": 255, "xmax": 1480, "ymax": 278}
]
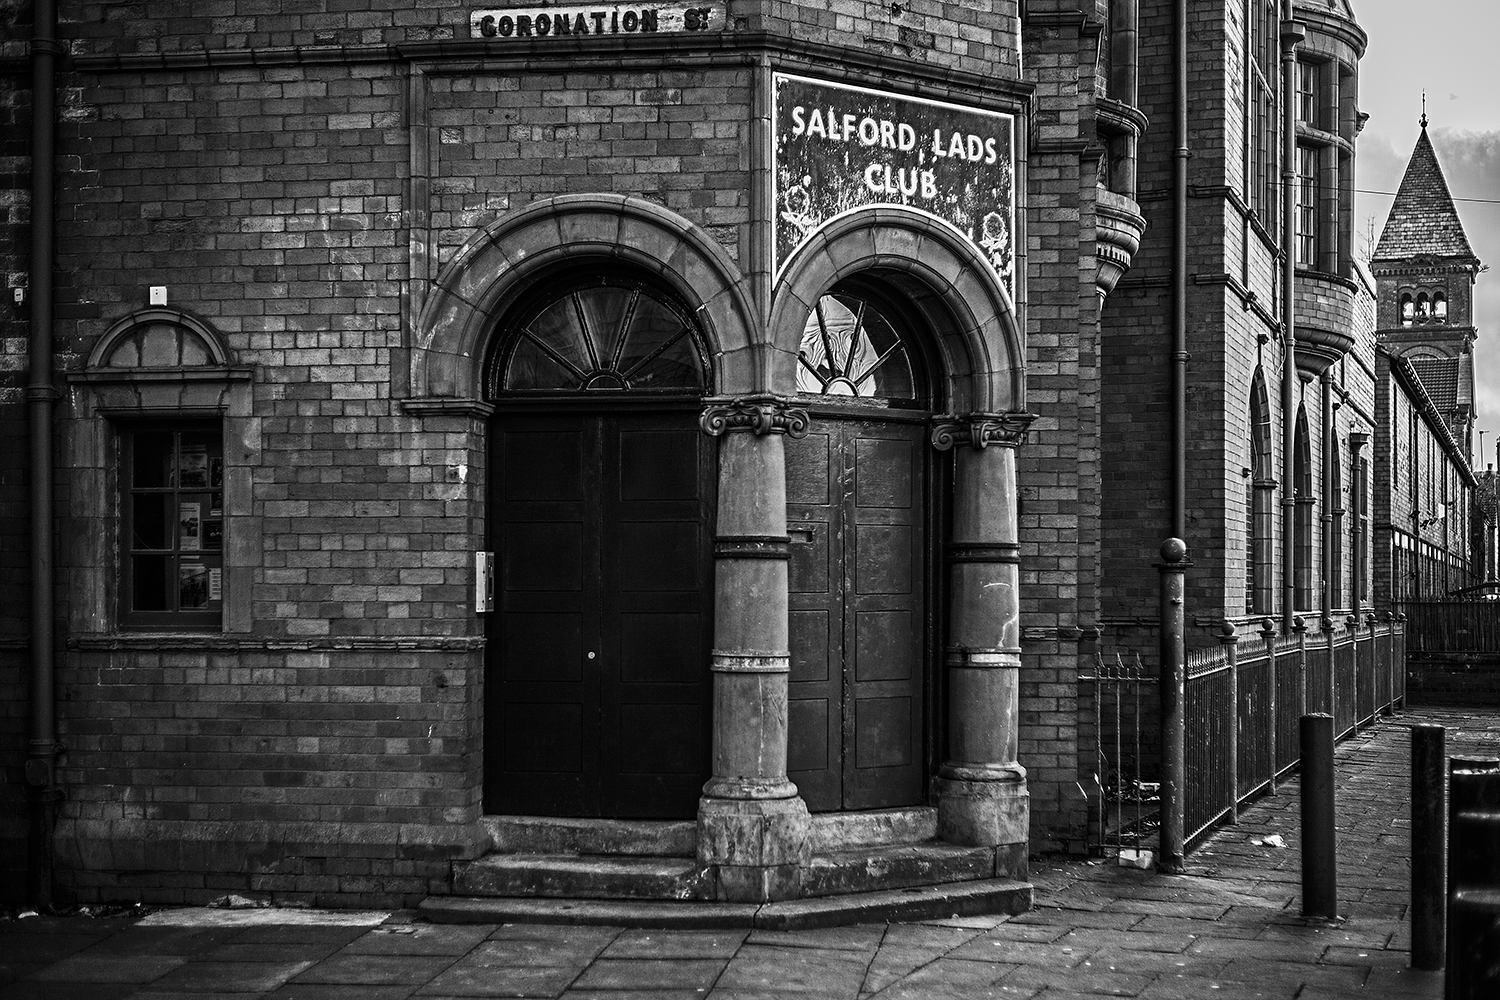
[
  {"xmin": 103, "ymin": 320, "xmax": 216, "ymax": 368},
  {"xmin": 496, "ymin": 275, "xmax": 708, "ymax": 393},
  {"xmin": 1401, "ymin": 294, "xmax": 1414, "ymax": 326},
  {"xmin": 795, "ymin": 291, "xmax": 917, "ymax": 402}
]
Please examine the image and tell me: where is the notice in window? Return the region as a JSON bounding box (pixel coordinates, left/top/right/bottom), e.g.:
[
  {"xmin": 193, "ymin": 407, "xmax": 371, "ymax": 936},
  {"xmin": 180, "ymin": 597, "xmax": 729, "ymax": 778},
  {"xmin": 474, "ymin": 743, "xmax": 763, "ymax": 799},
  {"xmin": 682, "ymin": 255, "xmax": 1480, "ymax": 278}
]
[
  {"xmin": 179, "ymin": 502, "xmax": 201, "ymax": 551},
  {"xmin": 180, "ymin": 560, "xmax": 210, "ymax": 609},
  {"xmin": 180, "ymin": 449, "xmax": 210, "ymax": 488},
  {"xmin": 208, "ymin": 567, "xmax": 222, "ymax": 601},
  {"xmin": 203, "ymin": 519, "xmax": 223, "ymax": 550}
]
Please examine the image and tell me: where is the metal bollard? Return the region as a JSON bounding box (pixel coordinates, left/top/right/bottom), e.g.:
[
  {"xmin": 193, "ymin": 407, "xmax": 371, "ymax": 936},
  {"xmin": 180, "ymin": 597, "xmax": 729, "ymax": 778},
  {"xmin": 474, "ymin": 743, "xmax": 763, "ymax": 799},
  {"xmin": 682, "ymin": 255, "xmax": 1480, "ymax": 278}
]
[
  {"xmin": 1412, "ymin": 724, "xmax": 1446, "ymax": 971},
  {"xmin": 1452, "ymin": 811, "xmax": 1500, "ymax": 892},
  {"xmin": 1447, "ymin": 889, "xmax": 1500, "ymax": 1000},
  {"xmin": 1446, "ymin": 759, "xmax": 1500, "ymax": 981},
  {"xmin": 1300, "ymin": 713, "xmax": 1336, "ymax": 920}
]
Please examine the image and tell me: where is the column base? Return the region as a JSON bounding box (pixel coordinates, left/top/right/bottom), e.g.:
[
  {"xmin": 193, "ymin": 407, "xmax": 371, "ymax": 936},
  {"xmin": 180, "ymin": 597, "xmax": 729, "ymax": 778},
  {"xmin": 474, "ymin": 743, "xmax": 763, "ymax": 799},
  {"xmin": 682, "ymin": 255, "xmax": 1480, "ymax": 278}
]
[
  {"xmin": 696, "ymin": 796, "xmax": 811, "ymax": 903},
  {"xmin": 934, "ymin": 776, "xmax": 1029, "ymax": 880}
]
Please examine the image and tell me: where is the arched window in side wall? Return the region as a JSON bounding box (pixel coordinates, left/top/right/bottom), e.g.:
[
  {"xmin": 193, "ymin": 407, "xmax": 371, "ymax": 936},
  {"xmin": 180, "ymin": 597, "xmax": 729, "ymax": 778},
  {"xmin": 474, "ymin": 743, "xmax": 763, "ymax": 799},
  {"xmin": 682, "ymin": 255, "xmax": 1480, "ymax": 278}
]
[
  {"xmin": 1293, "ymin": 407, "xmax": 1315, "ymax": 612},
  {"xmin": 1248, "ymin": 369, "xmax": 1275, "ymax": 615},
  {"xmin": 76, "ymin": 309, "xmax": 249, "ymax": 632},
  {"xmin": 1417, "ymin": 292, "xmax": 1430, "ymax": 319},
  {"xmin": 1401, "ymin": 294, "xmax": 1415, "ymax": 326},
  {"xmin": 1434, "ymin": 291, "xmax": 1448, "ymax": 321}
]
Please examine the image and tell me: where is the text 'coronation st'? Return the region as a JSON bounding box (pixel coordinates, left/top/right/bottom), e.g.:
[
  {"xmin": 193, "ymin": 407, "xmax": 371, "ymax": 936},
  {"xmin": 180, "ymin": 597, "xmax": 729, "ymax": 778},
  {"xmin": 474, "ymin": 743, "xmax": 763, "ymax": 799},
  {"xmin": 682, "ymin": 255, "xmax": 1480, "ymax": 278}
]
[{"xmin": 469, "ymin": 4, "xmax": 721, "ymax": 38}]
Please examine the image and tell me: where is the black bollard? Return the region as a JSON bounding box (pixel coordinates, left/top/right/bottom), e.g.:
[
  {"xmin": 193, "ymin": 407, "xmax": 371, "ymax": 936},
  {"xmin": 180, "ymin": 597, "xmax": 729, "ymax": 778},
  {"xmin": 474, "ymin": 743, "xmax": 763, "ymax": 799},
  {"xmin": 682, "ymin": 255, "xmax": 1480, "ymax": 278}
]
[
  {"xmin": 1452, "ymin": 811, "xmax": 1500, "ymax": 892},
  {"xmin": 1300, "ymin": 713, "xmax": 1336, "ymax": 920},
  {"xmin": 1446, "ymin": 759, "xmax": 1500, "ymax": 981},
  {"xmin": 1447, "ymin": 889, "xmax": 1500, "ymax": 1000},
  {"xmin": 1412, "ymin": 724, "xmax": 1446, "ymax": 970}
]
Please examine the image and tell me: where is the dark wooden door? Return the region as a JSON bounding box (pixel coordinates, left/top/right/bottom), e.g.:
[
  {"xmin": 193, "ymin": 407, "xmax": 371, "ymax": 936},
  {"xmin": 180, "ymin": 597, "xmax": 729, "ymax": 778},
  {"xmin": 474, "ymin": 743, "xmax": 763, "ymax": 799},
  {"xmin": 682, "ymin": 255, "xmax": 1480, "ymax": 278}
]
[
  {"xmin": 485, "ymin": 410, "xmax": 713, "ymax": 818},
  {"xmin": 786, "ymin": 417, "xmax": 926, "ymax": 811}
]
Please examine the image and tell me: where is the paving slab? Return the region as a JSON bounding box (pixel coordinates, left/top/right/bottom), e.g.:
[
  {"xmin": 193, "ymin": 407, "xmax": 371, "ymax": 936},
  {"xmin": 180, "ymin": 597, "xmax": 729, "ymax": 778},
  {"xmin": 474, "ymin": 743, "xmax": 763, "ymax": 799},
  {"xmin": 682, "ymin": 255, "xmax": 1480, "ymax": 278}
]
[{"xmin": 6, "ymin": 708, "xmax": 1492, "ymax": 1000}]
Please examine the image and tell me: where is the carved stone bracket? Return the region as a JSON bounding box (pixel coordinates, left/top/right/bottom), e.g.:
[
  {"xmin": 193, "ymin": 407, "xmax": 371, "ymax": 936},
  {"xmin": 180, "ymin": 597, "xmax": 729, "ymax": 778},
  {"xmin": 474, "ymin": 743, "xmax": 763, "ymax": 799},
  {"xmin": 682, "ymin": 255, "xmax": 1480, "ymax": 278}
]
[
  {"xmin": 930, "ymin": 411, "xmax": 1038, "ymax": 451},
  {"xmin": 700, "ymin": 395, "xmax": 811, "ymax": 438}
]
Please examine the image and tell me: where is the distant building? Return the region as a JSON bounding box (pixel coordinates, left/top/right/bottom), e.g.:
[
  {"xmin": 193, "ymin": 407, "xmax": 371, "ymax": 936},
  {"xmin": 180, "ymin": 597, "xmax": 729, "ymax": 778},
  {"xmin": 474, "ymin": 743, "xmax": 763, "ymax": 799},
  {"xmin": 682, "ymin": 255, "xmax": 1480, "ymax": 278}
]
[{"xmin": 1370, "ymin": 120, "xmax": 1482, "ymax": 605}]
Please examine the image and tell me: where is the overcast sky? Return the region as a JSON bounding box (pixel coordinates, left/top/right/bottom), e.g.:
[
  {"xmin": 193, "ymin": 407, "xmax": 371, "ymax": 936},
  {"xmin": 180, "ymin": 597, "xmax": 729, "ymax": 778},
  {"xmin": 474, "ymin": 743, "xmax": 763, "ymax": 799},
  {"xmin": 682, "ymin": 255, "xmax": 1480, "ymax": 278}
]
[{"xmin": 1352, "ymin": 0, "xmax": 1500, "ymax": 470}]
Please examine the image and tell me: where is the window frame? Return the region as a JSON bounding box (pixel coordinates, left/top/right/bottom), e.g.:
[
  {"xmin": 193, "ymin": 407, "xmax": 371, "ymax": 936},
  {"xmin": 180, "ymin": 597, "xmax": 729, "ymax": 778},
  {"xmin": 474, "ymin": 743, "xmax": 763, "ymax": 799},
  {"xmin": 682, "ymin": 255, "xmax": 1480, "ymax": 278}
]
[
  {"xmin": 1296, "ymin": 144, "xmax": 1319, "ymax": 267},
  {"xmin": 119, "ymin": 421, "xmax": 226, "ymax": 631}
]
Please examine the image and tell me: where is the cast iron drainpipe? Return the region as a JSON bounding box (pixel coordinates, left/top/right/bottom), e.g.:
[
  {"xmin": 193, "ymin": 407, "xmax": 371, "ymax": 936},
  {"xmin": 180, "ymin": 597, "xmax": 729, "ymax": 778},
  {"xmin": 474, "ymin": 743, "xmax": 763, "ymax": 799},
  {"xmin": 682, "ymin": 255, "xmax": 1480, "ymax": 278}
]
[
  {"xmin": 1157, "ymin": 0, "xmax": 1191, "ymax": 876},
  {"xmin": 26, "ymin": 0, "xmax": 63, "ymax": 911},
  {"xmin": 1280, "ymin": 8, "xmax": 1304, "ymax": 633}
]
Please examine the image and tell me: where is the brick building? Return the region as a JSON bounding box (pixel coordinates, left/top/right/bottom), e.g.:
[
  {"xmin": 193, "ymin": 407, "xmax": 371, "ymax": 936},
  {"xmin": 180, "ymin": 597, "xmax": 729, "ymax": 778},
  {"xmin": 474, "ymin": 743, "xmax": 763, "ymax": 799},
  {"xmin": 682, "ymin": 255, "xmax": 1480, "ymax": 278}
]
[
  {"xmin": 1370, "ymin": 121, "xmax": 1483, "ymax": 605},
  {"xmin": 0, "ymin": 0, "xmax": 1480, "ymax": 908}
]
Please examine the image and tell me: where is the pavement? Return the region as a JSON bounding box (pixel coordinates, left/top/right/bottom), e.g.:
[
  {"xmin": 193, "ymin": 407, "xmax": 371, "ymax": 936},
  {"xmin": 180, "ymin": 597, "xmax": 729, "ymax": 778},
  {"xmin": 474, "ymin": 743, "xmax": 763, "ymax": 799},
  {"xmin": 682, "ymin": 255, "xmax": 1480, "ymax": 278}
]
[{"xmin": 3, "ymin": 704, "xmax": 1495, "ymax": 1000}]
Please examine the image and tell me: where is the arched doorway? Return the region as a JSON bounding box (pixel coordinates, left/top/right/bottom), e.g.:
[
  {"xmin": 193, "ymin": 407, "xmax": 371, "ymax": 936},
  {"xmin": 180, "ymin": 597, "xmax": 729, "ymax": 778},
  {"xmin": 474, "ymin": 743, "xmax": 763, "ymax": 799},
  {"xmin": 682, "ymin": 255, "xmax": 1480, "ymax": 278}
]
[
  {"xmin": 482, "ymin": 270, "xmax": 715, "ymax": 819},
  {"xmin": 785, "ymin": 278, "xmax": 937, "ymax": 811}
]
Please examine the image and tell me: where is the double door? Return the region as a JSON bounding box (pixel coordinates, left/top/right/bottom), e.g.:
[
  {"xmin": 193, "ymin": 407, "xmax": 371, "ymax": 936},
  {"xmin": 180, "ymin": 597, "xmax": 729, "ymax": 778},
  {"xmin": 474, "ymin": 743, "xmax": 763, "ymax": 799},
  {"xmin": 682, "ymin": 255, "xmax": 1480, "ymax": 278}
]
[
  {"xmin": 786, "ymin": 417, "xmax": 928, "ymax": 811},
  {"xmin": 485, "ymin": 410, "xmax": 713, "ymax": 819}
]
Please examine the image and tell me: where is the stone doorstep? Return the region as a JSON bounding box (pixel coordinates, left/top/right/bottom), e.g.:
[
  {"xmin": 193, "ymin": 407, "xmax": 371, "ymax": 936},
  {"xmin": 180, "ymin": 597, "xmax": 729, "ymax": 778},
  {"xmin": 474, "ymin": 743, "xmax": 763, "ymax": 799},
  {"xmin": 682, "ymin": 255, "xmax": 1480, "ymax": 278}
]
[
  {"xmin": 454, "ymin": 854, "xmax": 716, "ymax": 901},
  {"xmin": 481, "ymin": 816, "xmax": 697, "ymax": 857},
  {"xmin": 807, "ymin": 806, "xmax": 938, "ymax": 853},
  {"xmin": 480, "ymin": 808, "xmax": 938, "ymax": 858},
  {"xmin": 419, "ymin": 877, "xmax": 1032, "ymax": 931},
  {"xmin": 799, "ymin": 841, "xmax": 997, "ymax": 898}
]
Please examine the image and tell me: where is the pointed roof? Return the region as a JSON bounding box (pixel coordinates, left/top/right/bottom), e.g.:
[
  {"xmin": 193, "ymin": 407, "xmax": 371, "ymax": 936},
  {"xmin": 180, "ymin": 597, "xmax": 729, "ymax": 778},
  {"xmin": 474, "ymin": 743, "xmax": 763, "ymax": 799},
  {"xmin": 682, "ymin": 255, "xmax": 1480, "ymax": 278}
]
[{"xmin": 1372, "ymin": 124, "xmax": 1479, "ymax": 265}]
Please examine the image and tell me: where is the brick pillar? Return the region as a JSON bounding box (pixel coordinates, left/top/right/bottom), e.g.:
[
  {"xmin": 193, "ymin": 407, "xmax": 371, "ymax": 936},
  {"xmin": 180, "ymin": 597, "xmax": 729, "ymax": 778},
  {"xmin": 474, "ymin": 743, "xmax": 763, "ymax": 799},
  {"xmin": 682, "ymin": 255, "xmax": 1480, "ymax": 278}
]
[
  {"xmin": 696, "ymin": 395, "xmax": 811, "ymax": 903},
  {"xmin": 930, "ymin": 411, "xmax": 1035, "ymax": 879}
]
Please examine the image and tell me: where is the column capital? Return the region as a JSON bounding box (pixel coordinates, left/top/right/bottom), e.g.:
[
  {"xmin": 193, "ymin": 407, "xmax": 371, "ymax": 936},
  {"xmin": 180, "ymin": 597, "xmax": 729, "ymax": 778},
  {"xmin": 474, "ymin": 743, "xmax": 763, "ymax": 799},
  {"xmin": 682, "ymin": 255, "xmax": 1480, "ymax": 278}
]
[
  {"xmin": 700, "ymin": 394, "xmax": 810, "ymax": 438},
  {"xmin": 930, "ymin": 411, "xmax": 1037, "ymax": 451}
]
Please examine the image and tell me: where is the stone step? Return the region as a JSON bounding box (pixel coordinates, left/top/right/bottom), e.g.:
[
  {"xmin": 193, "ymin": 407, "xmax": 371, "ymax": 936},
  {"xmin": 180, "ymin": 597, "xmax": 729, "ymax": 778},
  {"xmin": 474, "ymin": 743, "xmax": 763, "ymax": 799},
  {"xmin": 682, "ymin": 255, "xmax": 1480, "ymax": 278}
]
[
  {"xmin": 800, "ymin": 841, "xmax": 997, "ymax": 897},
  {"xmin": 807, "ymin": 806, "xmax": 938, "ymax": 853},
  {"xmin": 480, "ymin": 815, "xmax": 696, "ymax": 857},
  {"xmin": 420, "ymin": 877, "xmax": 1032, "ymax": 930},
  {"xmin": 453, "ymin": 853, "xmax": 715, "ymax": 901}
]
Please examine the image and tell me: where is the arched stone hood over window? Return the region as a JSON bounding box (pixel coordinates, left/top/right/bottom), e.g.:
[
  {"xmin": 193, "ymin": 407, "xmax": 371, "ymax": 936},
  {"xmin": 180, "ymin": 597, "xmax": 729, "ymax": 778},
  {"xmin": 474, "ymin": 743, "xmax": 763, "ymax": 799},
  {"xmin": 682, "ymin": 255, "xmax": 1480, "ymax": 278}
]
[
  {"xmin": 768, "ymin": 207, "xmax": 1027, "ymax": 415},
  {"xmin": 408, "ymin": 194, "xmax": 759, "ymax": 404}
]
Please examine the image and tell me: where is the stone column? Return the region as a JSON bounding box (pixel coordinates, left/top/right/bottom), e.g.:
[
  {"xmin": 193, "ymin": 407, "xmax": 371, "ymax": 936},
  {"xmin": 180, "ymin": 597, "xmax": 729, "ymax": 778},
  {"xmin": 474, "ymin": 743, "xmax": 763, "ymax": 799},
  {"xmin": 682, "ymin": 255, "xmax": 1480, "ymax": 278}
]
[
  {"xmin": 696, "ymin": 394, "xmax": 811, "ymax": 903},
  {"xmin": 930, "ymin": 411, "xmax": 1035, "ymax": 879}
]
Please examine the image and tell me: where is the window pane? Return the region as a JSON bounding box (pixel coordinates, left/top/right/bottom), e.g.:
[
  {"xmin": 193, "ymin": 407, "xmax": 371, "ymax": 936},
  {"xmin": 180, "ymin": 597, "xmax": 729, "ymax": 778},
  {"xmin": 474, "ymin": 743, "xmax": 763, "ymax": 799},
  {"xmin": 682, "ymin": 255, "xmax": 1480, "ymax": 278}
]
[
  {"xmin": 507, "ymin": 337, "xmax": 580, "ymax": 390},
  {"xmin": 796, "ymin": 293, "xmax": 916, "ymax": 401},
  {"xmin": 179, "ymin": 561, "xmax": 212, "ymax": 609},
  {"xmin": 627, "ymin": 331, "xmax": 702, "ymax": 389},
  {"xmin": 132, "ymin": 556, "xmax": 170, "ymax": 611},
  {"xmin": 140, "ymin": 324, "xmax": 181, "ymax": 366},
  {"xmin": 111, "ymin": 335, "xmax": 141, "ymax": 367},
  {"xmin": 501, "ymin": 279, "xmax": 705, "ymax": 393},
  {"xmin": 132, "ymin": 432, "xmax": 174, "ymax": 488},
  {"xmin": 617, "ymin": 296, "xmax": 698, "ymax": 388},
  {"xmin": 575, "ymin": 284, "xmax": 635, "ymax": 370},
  {"xmin": 131, "ymin": 494, "xmax": 168, "ymax": 549},
  {"xmin": 179, "ymin": 433, "xmax": 216, "ymax": 488},
  {"xmin": 179, "ymin": 331, "xmax": 211, "ymax": 365},
  {"xmin": 525, "ymin": 296, "xmax": 592, "ymax": 377}
]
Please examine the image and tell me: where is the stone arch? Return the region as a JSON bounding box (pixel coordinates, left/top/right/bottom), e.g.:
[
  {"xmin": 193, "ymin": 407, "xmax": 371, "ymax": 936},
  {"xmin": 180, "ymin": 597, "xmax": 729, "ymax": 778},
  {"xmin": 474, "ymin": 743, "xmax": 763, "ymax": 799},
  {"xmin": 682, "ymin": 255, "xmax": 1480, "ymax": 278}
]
[
  {"xmin": 767, "ymin": 208, "xmax": 1025, "ymax": 413},
  {"xmin": 411, "ymin": 194, "xmax": 758, "ymax": 400}
]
